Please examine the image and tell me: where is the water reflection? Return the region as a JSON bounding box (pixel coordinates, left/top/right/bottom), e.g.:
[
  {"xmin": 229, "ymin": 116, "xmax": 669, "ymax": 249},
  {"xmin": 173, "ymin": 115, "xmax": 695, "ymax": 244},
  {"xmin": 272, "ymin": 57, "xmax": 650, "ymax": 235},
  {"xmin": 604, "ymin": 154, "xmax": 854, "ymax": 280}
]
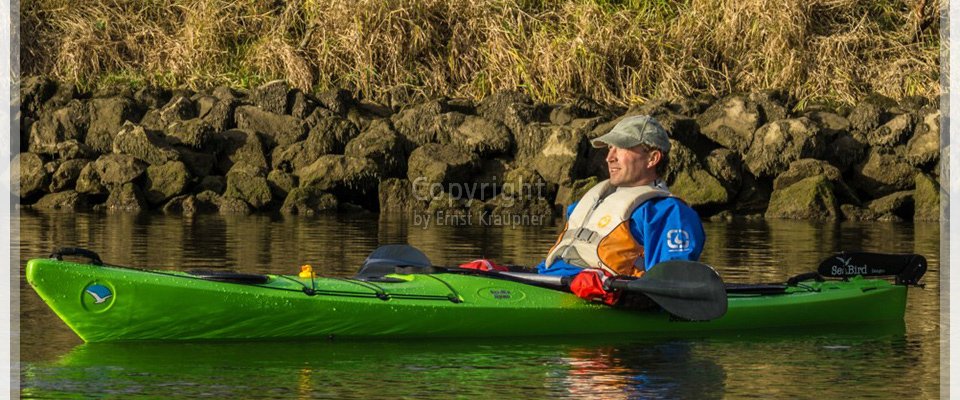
[{"xmin": 17, "ymin": 210, "xmax": 940, "ymax": 398}]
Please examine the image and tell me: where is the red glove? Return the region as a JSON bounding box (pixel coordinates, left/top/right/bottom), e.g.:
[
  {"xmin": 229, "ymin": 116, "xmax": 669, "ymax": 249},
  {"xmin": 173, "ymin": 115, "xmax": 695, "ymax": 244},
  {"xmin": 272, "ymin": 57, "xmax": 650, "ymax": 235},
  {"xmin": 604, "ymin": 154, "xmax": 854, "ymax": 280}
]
[
  {"xmin": 570, "ymin": 270, "xmax": 621, "ymax": 306},
  {"xmin": 458, "ymin": 259, "xmax": 509, "ymax": 272}
]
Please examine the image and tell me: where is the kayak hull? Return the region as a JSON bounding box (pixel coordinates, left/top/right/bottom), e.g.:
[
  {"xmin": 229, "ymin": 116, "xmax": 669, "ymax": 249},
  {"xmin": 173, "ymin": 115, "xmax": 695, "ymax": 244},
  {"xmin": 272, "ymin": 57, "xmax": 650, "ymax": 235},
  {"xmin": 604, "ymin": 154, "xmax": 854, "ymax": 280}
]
[{"xmin": 26, "ymin": 259, "xmax": 908, "ymax": 342}]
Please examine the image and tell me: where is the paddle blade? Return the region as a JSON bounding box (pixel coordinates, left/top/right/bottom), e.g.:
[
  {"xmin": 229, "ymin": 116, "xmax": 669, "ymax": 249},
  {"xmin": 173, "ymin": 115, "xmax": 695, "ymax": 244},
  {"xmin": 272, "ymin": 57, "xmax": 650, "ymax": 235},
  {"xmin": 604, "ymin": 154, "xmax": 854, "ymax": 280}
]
[
  {"xmin": 624, "ymin": 260, "xmax": 727, "ymax": 321},
  {"xmin": 356, "ymin": 245, "xmax": 432, "ymax": 278}
]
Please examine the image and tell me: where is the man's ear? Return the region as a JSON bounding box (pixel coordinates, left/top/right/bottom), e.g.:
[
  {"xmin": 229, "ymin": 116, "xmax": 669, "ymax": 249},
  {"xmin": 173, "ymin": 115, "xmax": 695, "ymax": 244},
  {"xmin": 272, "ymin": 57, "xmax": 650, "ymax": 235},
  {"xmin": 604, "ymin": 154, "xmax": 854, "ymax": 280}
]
[{"xmin": 647, "ymin": 150, "xmax": 662, "ymax": 168}]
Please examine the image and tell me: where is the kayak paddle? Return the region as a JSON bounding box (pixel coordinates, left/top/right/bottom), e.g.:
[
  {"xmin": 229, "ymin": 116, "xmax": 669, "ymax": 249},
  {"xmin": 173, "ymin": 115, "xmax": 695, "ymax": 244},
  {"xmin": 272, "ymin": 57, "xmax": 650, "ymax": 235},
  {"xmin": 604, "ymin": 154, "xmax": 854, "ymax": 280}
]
[{"xmin": 357, "ymin": 245, "xmax": 728, "ymax": 321}]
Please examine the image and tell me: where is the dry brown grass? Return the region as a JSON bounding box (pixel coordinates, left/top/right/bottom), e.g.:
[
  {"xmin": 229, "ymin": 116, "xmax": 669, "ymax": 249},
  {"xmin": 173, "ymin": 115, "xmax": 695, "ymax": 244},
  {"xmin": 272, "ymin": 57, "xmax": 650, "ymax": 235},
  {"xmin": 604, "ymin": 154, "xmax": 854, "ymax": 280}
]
[{"xmin": 21, "ymin": 0, "xmax": 939, "ymax": 107}]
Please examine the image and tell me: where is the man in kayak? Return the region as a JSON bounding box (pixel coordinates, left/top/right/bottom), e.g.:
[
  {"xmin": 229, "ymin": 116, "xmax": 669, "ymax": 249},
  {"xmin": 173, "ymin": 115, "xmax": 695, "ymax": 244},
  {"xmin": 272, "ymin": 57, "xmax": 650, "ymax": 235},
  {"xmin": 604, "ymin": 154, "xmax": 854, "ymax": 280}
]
[{"xmin": 534, "ymin": 115, "xmax": 705, "ymax": 300}]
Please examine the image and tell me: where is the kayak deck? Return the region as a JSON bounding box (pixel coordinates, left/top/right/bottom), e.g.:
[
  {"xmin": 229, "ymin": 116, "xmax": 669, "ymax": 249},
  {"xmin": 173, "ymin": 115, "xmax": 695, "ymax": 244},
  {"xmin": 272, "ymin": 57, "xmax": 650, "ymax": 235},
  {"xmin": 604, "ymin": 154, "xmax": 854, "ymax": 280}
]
[{"xmin": 26, "ymin": 258, "xmax": 908, "ymax": 342}]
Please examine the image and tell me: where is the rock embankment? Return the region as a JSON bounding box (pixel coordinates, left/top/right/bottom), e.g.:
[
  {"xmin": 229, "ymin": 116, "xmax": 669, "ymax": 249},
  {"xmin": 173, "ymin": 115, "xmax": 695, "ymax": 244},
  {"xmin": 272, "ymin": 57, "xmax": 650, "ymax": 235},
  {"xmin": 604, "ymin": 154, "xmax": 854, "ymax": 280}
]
[{"xmin": 15, "ymin": 77, "xmax": 941, "ymax": 222}]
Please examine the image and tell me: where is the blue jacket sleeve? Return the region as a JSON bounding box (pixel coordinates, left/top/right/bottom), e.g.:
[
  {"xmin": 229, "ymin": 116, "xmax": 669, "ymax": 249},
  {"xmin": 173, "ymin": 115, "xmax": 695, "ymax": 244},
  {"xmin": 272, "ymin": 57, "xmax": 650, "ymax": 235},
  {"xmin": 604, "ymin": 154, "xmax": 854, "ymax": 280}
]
[{"xmin": 629, "ymin": 198, "xmax": 705, "ymax": 270}]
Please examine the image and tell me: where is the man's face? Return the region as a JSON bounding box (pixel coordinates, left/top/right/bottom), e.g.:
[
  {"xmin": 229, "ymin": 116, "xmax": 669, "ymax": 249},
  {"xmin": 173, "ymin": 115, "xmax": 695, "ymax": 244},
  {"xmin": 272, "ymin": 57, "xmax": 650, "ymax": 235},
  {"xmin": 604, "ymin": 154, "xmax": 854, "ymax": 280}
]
[{"xmin": 605, "ymin": 144, "xmax": 661, "ymax": 187}]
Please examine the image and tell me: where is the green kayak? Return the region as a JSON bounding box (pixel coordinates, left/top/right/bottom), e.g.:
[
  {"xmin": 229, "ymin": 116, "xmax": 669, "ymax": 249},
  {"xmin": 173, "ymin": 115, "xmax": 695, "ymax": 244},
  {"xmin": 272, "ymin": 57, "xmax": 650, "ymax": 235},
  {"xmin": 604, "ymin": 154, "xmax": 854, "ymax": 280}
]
[{"xmin": 26, "ymin": 247, "xmax": 925, "ymax": 343}]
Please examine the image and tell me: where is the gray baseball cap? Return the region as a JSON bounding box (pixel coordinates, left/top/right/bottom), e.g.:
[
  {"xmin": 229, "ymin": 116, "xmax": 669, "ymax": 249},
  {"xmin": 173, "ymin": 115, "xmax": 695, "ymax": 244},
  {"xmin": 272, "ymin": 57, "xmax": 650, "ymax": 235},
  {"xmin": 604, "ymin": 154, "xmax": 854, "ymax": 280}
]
[{"xmin": 591, "ymin": 115, "xmax": 671, "ymax": 153}]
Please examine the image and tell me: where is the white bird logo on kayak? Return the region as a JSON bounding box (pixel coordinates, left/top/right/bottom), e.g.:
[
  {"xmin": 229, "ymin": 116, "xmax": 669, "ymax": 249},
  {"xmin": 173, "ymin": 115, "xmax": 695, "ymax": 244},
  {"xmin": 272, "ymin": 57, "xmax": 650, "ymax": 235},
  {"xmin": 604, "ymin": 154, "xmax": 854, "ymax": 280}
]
[{"xmin": 85, "ymin": 285, "xmax": 113, "ymax": 304}]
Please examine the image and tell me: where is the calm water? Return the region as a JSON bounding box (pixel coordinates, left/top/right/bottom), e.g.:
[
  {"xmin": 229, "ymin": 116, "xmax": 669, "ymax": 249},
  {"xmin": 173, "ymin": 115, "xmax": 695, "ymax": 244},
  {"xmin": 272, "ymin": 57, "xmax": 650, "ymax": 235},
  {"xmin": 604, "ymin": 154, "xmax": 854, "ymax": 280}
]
[{"xmin": 16, "ymin": 210, "xmax": 941, "ymax": 398}]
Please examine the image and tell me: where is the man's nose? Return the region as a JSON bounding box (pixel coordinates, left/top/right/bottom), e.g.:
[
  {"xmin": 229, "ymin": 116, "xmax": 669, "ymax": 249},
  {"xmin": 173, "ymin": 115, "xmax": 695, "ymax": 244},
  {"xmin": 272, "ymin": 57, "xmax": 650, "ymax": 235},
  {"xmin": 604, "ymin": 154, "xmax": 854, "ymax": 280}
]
[{"xmin": 605, "ymin": 147, "xmax": 617, "ymax": 162}]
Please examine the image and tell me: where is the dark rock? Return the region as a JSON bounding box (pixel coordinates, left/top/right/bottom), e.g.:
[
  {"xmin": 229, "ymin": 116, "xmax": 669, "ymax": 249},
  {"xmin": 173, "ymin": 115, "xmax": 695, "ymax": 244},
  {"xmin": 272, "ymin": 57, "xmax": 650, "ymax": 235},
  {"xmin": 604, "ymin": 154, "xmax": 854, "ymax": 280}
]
[
  {"xmin": 774, "ymin": 159, "xmax": 859, "ymax": 205},
  {"xmin": 407, "ymin": 143, "xmax": 480, "ymax": 189},
  {"xmin": 867, "ymin": 191, "xmax": 913, "ymax": 218},
  {"xmin": 166, "ymin": 118, "xmax": 214, "ymax": 149},
  {"xmin": 744, "ymin": 117, "xmax": 825, "ymax": 178},
  {"xmin": 32, "ymin": 190, "xmax": 88, "ymax": 210},
  {"xmin": 162, "ymin": 193, "xmax": 219, "ymax": 216},
  {"xmin": 848, "ymin": 96, "xmax": 893, "ymax": 133},
  {"xmin": 749, "ymin": 90, "xmax": 790, "ymax": 122},
  {"xmin": 670, "ymin": 169, "xmax": 729, "ymax": 209},
  {"xmin": 197, "ymin": 175, "xmax": 226, "ymax": 194},
  {"xmin": 906, "ymin": 109, "xmax": 940, "ymax": 168},
  {"xmin": 20, "ymin": 76, "xmax": 59, "ymax": 117},
  {"xmin": 75, "ymin": 163, "xmax": 106, "ymax": 195},
  {"xmin": 486, "ymin": 192, "xmax": 555, "ymax": 220},
  {"xmin": 805, "ymin": 111, "xmax": 850, "ymax": 137},
  {"xmin": 216, "ymin": 129, "xmax": 269, "ymax": 174},
  {"xmin": 450, "ymin": 115, "xmax": 513, "ymax": 156},
  {"xmin": 235, "ymin": 105, "xmax": 307, "ymax": 148},
  {"xmin": 49, "ymin": 159, "xmax": 90, "ymax": 192},
  {"xmin": 103, "ymin": 182, "xmax": 147, "ymax": 212},
  {"xmin": 298, "ymin": 155, "xmax": 381, "ymax": 208},
  {"xmin": 55, "ymin": 140, "xmax": 96, "ymax": 160},
  {"xmin": 273, "ymin": 115, "xmax": 359, "ymax": 173},
  {"xmin": 823, "ymin": 134, "xmax": 867, "ymax": 172},
  {"xmin": 866, "ymin": 113, "xmax": 913, "ymax": 147},
  {"xmin": 252, "ymin": 80, "xmax": 291, "ymax": 114},
  {"xmin": 850, "ymin": 148, "xmax": 920, "ymax": 198},
  {"xmin": 218, "ymin": 196, "xmax": 252, "ymax": 215},
  {"xmin": 12, "ymin": 152, "xmax": 48, "ymax": 199},
  {"xmin": 223, "ymin": 163, "xmax": 272, "ymax": 209},
  {"xmin": 391, "ymin": 100, "xmax": 452, "ymax": 145},
  {"xmin": 732, "ymin": 173, "xmax": 771, "ymax": 214},
  {"xmin": 289, "ymin": 90, "xmax": 319, "ymax": 120},
  {"xmin": 344, "ymin": 120, "xmax": 410, "ymax": 177},
  {"xmin": 141, "ymin": 96, "xmax": 195, "ymax": 131},
  {"xmin": 532, "ymin": 125, "xmax": 588, "ymax": 185},
  {"xmin": 143, "ymin": 161, "xmax": 191, "ymax": 205},
  {"xmin": 93, "ymin": 153, "xmax": 147, "ymax": 187},
  {"xmin": 914, "ymin": 173, "xmax": 939, "ymax": 221},
  {"xmin": 280, "ymin": 186, "xmax": 338, "ymax": 215},
  {"xmin": 316, "ymin": 88, "xmax": 355, "ymax": 117},
  {"xmin": 476, "ymin": 90, "xmax": 540, "ymax": 134},
  {"xmin": 267, "ymin": 169, "xmax": 297, "ymax": 199},
  {"xmin": 29, "ymin": 100, "xmax": 89, "ymax": 155},
  {"xmin": 378, "ymin": 178, "xmax": 424, "ymax": 213},
  {"xmin": 112, "ymin": 123, "xmax": 179, "ymax": 165},
  {"xmin": 175, "ymin": 146, "xmax": 216, "ymax": 177},
  {"xmin": 134, "ymin": 86, "xmax": 170, "ymax": 110},
  {"xmin": 696, "ymin": 95, "xmax": 761, "ymax": 153},
  {"xmin": 212, "ymin": 86, "xmax": 240, "ymax": 102},
  {"xmin": 765, "ymin": 175, "xmax": 838, "ymax": 220},
  {"xmin": 704, "ymin": 148, "xmax": 742, "ymax": 197},
  {"xmin": 202, "ymin": 98, "xmax": 238, "ymax": 133}
]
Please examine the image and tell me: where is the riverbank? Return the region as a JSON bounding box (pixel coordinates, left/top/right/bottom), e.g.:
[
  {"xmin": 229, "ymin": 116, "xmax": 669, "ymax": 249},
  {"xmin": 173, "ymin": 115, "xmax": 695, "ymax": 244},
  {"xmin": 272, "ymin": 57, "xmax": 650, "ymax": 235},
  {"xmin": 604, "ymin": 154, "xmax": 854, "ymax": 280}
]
[{"xmin": 14, "ymin": 77, "xmax": 940, "ymax": 222}]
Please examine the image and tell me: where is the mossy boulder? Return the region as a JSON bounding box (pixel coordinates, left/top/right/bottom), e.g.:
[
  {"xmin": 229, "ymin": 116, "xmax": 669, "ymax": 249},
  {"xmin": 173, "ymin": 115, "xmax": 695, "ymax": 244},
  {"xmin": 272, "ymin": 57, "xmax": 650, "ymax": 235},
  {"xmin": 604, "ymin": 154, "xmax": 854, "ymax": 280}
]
[
  {"xmin": 774, "ymin": 159, "xmax": 859, "ymax": 205},
  {"xmin": 166, "ymin": 118, "xmax": 214, "ymax": 149},
  {"xmin": 280, "ymin": 186, "xmax": 338, "ymax": 215},
  {"xmin": 850, "ymin": 148, "xmax": 920, "ymax": 198},
  {"xmin": 378, "ymin": 178, "xmax": 425, "ymax": 213},
  {"xmin": 235, "ymin": 105, "xmax": 307, "ymax": 149},
  {"xmin": 102, "ymin": 182, "xmax": 147, "ymax": 212},
  {"xmin": 744, "ymin": 117, "xmax": 826, "ymax": 178},
  {"xmin": 696, "ymin": 95, "xmax": 761, "ymax": 153},
  {"xmin": 143, "ymin": 161, "xmax": 191, "ymax": 206},
  {"xmin": 450, "ymin": 115, "xmax": 513, "ymax": 156},
  {"xmin": 765, "ymin": 175, "xmax": 838, "ymax": 220},
  {"xmin": 905, "ymin": 109, "xmax": 940, "ymax": 168},
  {"xmin": 49, "ymin": 159, "xmax": 90, "ymax": 193},
  {"xmin": 112, "ymin": 123, "xmax": 180, "ymax": 165},
  {"xmin": 344, "ymin": 120, "xmax": 411, "ymax": 178},
  {"xmin": 75, "ymin": 163, "xmax": 106, "ymax": 195},
  {"xmin": 532, "ymin": 125, "xmax": 588, "ymax": 185},
  {"xmin": 12, "ymin": 152, "xmax": 48, "ymax": 199},
  {"xmin": 407, "ymin": 144, "xmax": 480, "ymax": 188},
  {"xmin": 669, "ymin": 169, "xmax": 729, "ymax": 209},
  {"xmin": 223, "ymin": 163, "xmax": 272, "ymax": 209},
  {"xmin": 866, "ymin": 113, "xmax": 913, "ymax": 147},
  {"xmin": 92, "ymin": 154, "xmax": 147, "ymax": 187},
  {"xmin": 85, "ymin": 97, "xmax": 142, "ymax": 153},
  {"xmin": 216, "ymin": 129, "xmax": 269, "ymax": 174},
  {"xmin": 297, "ymin": 155, "xmax": 381, "ymax": 208},
  {"xmin": 914, "ymin": 173, "xmax": 939, "ymax": 221},
  {"xmin": 32, "ymin": 190, "xmax": 88, "ymax": 210}
]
